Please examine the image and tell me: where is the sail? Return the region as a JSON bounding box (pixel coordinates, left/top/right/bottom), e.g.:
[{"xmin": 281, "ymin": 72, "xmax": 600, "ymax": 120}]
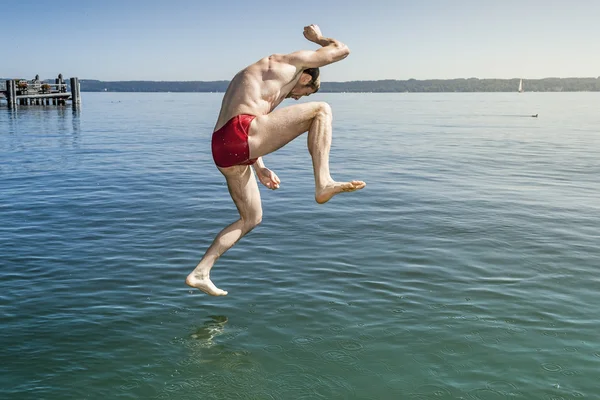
[{"xmin": 518, "ymin": 79, "xmax": 523, "ymax": 93}]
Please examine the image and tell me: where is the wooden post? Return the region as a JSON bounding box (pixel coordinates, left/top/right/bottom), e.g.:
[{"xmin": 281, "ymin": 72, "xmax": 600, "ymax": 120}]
[
  {"xmin": 5, "ymin": 80, "xmax": 12, "ymax": 108},
  {"xmin": 6, "ymin": 80, "xmax": 17, "ymax": 109},
  {"xmin": 12, "ymin": 80, "xmax": 18, "ymax": 108},
  {"xmin": 70, "ymin": 77, "xmax": 81, "ymax": 110},
  {"xmin": 57, "ymin": 74, "xmax": 65, "ymax": 93}
]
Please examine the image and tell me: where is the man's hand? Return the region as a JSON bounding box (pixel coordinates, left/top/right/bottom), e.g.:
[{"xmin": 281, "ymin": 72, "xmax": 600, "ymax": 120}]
[
  {"xmin": 303, "ymin": 24, "xmax": 323, "ymax": 43},
  {"xmin": 256, "ymin": 167, "xmax": 280, "ymax": 190}
]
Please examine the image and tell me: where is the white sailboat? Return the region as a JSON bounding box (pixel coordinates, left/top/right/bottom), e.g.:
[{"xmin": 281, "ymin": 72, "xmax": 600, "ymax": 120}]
[{"xmin": 518, "ymin": 79, "xmax": 523, "ymax": 93}]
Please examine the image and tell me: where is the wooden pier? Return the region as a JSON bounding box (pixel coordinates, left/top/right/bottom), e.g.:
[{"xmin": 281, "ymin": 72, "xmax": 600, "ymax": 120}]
[{"xmin": 1, "ymin": 74, "xmax": 81, "ymax": 110}]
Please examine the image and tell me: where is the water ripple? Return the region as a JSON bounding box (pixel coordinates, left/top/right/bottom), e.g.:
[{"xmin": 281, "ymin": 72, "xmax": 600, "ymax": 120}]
[{"xmin": 3, "ymin": 93, "xmax": 600, "ymax": 399}]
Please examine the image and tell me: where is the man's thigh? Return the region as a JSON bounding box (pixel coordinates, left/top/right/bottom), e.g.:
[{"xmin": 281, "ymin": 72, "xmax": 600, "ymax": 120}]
[
  {"xmin": 248, "ymin": 102, "xmax": 325, "ymax": 158},
  {"xmin": 220, "ymin": 165, "xmax": 262, "ymax": 220}
]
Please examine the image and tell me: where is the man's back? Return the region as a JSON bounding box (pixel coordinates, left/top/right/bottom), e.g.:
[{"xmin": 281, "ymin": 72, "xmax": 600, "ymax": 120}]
[{"xmin": 214, "ymin": 55, "xmax": 300, "ymax": 131}]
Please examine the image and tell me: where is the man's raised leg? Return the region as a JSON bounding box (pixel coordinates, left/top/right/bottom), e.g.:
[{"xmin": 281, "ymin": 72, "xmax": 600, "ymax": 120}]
[
  {"xmin": 186, "ymin": 165, "xmax": 263, "ymax": 296},
  {"xmin": 248, "ymin": 102, "xmax": 365, "ymax": 203}
]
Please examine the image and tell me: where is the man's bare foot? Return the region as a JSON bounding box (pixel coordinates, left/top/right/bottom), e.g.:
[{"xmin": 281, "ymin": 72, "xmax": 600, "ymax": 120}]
[
  {"xmin": 186, "ymin": 274, "xmax": 228, "ymax": 296},
  {"xmin": 315, "ymin": 180, "xmax": 366, "ymax": 204}
]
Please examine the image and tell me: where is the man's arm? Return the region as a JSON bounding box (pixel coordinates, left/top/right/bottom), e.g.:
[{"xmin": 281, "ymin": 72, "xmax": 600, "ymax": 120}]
[
  {"xmin": 253, "ymin": 158, "xmax": 280, "ymax": 190},
  {"xmin": 285, "ymin": 24, "xmax": 350, "ymax": 69},
  {"xmin": 253, "ymin": 157, "xmax": 266, "ymax": 170}
]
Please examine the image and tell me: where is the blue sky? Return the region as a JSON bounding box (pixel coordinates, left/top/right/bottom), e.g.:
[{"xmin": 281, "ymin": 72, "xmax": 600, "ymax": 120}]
[{"xmin": 4, "ymin": 0, "xmax": 600, "ymax": 82}]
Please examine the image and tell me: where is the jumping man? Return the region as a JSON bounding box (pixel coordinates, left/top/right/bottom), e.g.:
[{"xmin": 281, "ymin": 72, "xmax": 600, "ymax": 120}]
[{"xmin": 186, "ymin": 24, "xmax": 366, "ymax": 296}]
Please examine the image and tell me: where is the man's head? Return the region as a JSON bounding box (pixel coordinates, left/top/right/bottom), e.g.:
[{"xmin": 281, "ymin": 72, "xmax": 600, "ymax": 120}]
[{"xmin": 287, "ymin": 68, "xmax": 320, "ymax": 100}]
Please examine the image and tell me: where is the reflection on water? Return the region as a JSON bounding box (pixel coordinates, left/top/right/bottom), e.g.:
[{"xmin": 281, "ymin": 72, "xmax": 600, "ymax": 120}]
[
  {"xmin": 1, "ymin": 106, "xmax": 82, "ymax": 175},
  {"xmin": 71, "ymin": 108, "xmax": 80, "ymax": 138},
  {"xmin": 2, "ymin": 106, "xmax": 80, "ymax": 144},
  {"xmin": 190, "ymin": 315, "xmax": 228, "ymax": 348}
]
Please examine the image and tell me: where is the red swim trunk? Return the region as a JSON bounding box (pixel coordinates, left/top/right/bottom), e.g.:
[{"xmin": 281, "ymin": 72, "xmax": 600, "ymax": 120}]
[{"xmin": 211, "ymin": 114, "xmax": 257, "ymax": 168}]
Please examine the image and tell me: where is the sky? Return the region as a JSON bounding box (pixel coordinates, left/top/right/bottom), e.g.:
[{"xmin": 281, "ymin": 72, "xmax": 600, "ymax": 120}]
[{"xmin": 4, "ymin": 0, "xmax": 600, "ymax": 82}]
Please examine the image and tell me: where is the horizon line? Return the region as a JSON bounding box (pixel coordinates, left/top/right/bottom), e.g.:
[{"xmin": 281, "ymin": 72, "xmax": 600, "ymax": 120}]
[
  {"xmin": 73, "ymin": 76, "xmax": 600, "ymax": 83},
  {"xmin": 4, "ymin": 76, "xmax": 600, "ymax": 82}
]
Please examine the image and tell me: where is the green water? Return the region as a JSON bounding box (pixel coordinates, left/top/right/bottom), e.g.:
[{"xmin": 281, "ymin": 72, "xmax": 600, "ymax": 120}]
[{"xmin": 1, "ymin": 93, "xmax": 599, "ymax": 399}]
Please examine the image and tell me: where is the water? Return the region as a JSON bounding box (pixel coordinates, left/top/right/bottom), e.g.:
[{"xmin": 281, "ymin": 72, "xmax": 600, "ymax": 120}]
[{"xmin": 1, "ymin": 92, "xmax": 599, "ymax": 399}]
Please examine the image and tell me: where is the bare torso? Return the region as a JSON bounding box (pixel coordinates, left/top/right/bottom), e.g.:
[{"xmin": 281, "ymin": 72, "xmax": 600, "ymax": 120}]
[{"xmin": 214, "ymin": 55, "xmax": 302, "ymax": 131}]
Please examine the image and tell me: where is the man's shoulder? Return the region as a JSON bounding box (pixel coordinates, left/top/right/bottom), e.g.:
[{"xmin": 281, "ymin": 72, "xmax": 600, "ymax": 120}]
[
  {"xmin": 249, "ymin": 54, "xmax": 287, "ymax": 69},
  {"xmin": 247, "ymin": 54, "xmax": 296, "ymax": 76},
  {"xmin": 268, "ymin": 53, "xmax": 288, "ymax": 62}
]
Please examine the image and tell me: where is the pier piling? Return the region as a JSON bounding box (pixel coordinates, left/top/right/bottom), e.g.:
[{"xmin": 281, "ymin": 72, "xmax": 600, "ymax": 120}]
[
  {"xmin": 70, "ymin": 77, "xmax": 81, "ymax": 110},
  {"xmin": 6, "ymin": 80, "xmax": 17, "ymax": 109}
]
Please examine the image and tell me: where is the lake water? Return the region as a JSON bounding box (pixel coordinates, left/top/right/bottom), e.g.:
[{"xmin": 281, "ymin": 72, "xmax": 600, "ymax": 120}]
[{"xmin": 1, "ymin": 92, "xmax": 599, "ymax": 400}]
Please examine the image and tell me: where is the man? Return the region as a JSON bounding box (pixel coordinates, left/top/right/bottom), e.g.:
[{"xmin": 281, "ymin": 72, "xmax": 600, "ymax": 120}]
[{"xmin": 186, "ymin": 24, "xmax": 366, "ymax": 296}]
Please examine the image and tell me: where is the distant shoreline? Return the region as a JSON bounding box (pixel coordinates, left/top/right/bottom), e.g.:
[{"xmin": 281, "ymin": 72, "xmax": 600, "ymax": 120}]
[
  {"xmin": 2, "ymin": 77, "xmax": 599, "ymax": 94},
  {"xmin": 75, "ymin": 77, "xmax": 599, "ymax": 93}
]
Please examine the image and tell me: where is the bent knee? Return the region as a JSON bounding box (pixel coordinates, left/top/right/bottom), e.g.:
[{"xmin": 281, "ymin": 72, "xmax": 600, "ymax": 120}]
[
  {"xmin": 314, "ymin": 101, "xmax": 332, "ymax": 118},
  {"xmin": 242, "ymin": 213, "xmax": 262, "ymax": 231}
]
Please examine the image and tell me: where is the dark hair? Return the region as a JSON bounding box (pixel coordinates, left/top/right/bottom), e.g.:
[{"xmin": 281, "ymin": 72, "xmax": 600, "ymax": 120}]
[{"xmin": 303, "ymin": 68, "xmax": 320, "ymax": 92}]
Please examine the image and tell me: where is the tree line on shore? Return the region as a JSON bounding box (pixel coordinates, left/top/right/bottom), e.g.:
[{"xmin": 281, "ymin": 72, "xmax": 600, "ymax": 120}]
[{"xmin": 76, "ymin": 77, "xmax": 600, "ymax": 93}]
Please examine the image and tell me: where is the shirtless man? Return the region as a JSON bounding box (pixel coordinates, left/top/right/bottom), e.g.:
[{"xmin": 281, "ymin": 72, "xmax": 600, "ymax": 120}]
[{"xmin": 186, "ymin": 24, "xmax": 366, "ymax": 296}]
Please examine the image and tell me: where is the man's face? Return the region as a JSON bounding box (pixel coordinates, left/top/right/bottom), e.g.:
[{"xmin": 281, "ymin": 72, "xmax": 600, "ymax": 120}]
[{"xmin": 287, "ymin": 83, "xmax": 316, "ymax": 100}]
